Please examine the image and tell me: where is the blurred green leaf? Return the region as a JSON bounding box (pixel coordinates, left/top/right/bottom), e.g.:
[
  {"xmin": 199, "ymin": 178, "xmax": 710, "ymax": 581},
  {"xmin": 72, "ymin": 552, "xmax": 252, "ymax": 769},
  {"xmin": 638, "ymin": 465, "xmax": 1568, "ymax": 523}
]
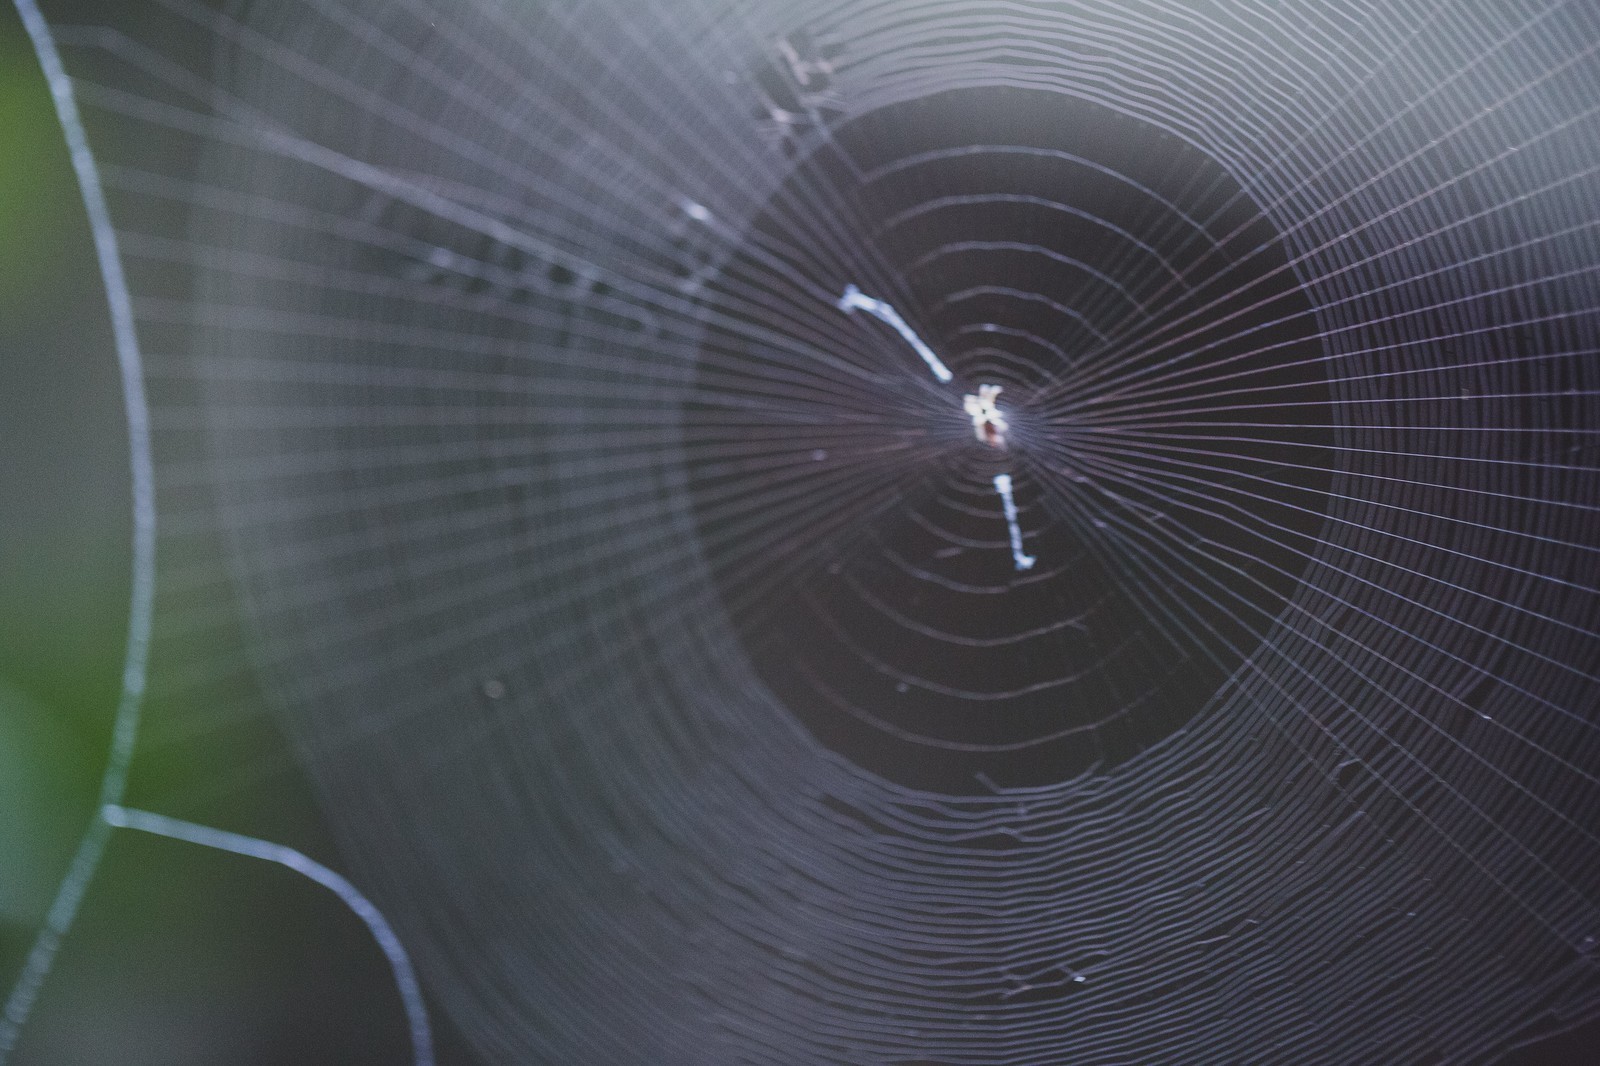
[{"xmin": 0, "ymin": 677, "xmax": 97, "ymax": 928}]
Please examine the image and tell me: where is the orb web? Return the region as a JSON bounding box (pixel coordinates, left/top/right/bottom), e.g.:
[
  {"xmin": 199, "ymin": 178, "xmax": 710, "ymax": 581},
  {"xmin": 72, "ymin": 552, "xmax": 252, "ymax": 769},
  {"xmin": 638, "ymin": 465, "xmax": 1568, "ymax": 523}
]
[
  {"xmin": 686, "ymin": 84, "xmax": 1333, "ymax": 791},
  {"xmin": 20, "ymin": 0, "xmax": 1600, "ymax": 1063}
]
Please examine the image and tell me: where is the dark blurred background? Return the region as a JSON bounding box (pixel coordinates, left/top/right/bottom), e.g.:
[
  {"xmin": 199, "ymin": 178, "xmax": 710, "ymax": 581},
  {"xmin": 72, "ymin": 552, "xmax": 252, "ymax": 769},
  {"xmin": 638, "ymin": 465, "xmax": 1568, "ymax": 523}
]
[
  {"xmin": 0, "ymin": 6, "xmax": 474, "ymax": 1062},
  {"xmin": 0, "ymin": 2, "xmax": 1595, "ymax": 1063}
]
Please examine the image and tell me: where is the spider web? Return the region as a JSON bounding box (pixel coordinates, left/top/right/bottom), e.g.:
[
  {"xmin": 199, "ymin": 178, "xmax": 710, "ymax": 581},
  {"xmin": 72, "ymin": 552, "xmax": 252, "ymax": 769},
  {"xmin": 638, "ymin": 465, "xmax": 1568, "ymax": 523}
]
[{"xmin": 9, "ymin": 0, "xmax": 1600, "ymax": 1063}]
